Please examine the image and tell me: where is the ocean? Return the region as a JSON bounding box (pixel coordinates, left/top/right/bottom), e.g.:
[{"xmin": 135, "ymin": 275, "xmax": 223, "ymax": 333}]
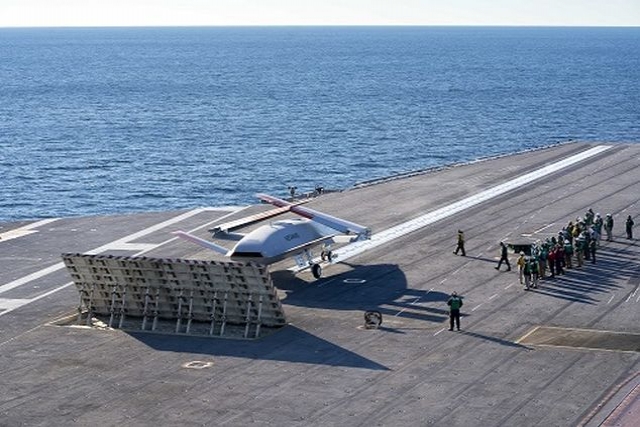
[{"xmin": 1, "ymin": 26, "xmax": 639, "ymax": 222}]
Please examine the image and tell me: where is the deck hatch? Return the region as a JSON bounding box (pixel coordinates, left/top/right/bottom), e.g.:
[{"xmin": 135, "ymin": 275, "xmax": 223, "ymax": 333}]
[{"xmin": 518, "ymin": 326, "xmax": 640, "ymax": 353}]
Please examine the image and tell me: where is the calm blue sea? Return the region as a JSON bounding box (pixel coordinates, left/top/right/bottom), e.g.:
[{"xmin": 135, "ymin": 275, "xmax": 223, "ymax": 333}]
[{"xmin": 1, "ymin": 27, "xmax": 639, "ymax": 222}]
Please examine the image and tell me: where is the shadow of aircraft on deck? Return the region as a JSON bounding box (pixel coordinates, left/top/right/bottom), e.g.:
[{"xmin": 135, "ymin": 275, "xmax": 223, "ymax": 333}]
[
  {"xmin": 271, "ymin": 262, "xmax": 450, "ymax": 324},
  {"xmin": 123, "ymin": 262, "xmax": 446, "ymax": 370}
]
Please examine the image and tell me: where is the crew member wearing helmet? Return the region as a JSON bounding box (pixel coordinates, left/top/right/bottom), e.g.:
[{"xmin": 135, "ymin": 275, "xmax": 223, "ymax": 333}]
[
  {"xmin": 604, "ymin": 214, "xmax": 614, "ymax": 241},
  {"xmin": 453, "ymin": 230, "xmax": 466, "ymax": 256}
]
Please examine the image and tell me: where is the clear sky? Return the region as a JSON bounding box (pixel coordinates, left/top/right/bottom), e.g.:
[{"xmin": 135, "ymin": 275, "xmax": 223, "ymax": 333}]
[{"xmin": 1, "ymin": 0, "xmax": 639, "ymax": 28}]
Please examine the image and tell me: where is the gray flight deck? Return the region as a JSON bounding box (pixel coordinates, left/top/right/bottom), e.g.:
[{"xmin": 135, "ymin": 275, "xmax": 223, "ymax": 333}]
[{"xmin": 0, "ymin": 142, "xmax": 638, "ymax": 426}]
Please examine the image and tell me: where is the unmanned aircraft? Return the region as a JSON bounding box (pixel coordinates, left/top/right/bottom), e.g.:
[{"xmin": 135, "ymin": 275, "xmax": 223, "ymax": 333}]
[{"xmin": 174, "ymin": 193, "xmax": 371, "ymax": 279}]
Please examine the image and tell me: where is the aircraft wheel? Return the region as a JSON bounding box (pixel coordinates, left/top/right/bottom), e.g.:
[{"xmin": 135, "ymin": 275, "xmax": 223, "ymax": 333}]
[{"xmin": 311, "ymin": 263, "xmax": 322, "ymax": 279}]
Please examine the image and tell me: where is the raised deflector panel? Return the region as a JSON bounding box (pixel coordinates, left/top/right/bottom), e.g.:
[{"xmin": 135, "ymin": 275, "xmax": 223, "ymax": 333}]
[{"xmin": 62, "ymin": 253, "xmax": 287, "ymax": 339}]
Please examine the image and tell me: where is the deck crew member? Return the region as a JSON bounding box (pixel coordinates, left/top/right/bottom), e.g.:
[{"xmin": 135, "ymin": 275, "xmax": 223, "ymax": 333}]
[
  {"xmin": 516, "ymin": 252, "xmax": 526, "ymax": 284},
  {"xmin": 453, "ymin": 230, "xmax": 466, "ymax": 256},
  {"xmin": 447, "ymin": 292, "xmax": 463, "ymax": 331},
  {"xmin": 523, "ymin": 256, "xmax": 532, "ymax": 290},
  {"xmin": 495, "ymin": 242, "xmax": 511, "ymax": 271},
  {"xmin": 604, "ymin": 214, "xmax": 614, "ymax": 241},
  {"xmin": 594, "ymin": 214, "xmax": 603, "ymax": 245}
]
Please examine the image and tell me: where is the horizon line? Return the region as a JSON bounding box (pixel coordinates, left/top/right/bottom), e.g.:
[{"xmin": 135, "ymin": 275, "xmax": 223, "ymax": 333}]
[{"xmin": 1, "ymin": 24, "xmax": 639, "ymax": 29}]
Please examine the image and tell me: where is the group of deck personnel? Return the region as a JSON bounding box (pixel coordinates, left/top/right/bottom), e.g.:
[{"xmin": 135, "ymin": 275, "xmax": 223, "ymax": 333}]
[
  {"xmin": 453, "ymin": 209, "xmax": 635, "ymax": 292},
  {"xmin": 511, "ymin": 209, "xmax": 635, "ymax": 290},
  {"xmin": 447, "ymin": 210, "xmax": 634, "ymax": 329},
  {"xmin": 505, "ymin": 209, "xmax": 634, "ymax": 291}
]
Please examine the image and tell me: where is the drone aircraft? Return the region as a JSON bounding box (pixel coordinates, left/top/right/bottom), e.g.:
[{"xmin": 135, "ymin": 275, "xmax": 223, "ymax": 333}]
[{"xmin": 174, "ymin": 193, "xmax": 371, "ymax": 279}]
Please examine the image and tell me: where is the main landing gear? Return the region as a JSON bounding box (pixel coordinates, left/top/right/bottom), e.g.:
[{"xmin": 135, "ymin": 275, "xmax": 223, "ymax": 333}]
[
  {"xmin": 302, "ymin": 247, "xmax": 335, "ymax": 280},
  {"xmin": 305, "ymin": 248, "xmax": 335, "ymax": 280},
  {"xmin": 302, "ymin": 249, "xmax": 324, "ymax": 279},
  {"xmin": 320, "ymin": 249, "xmax": 333, "ymax": 262},
  {"xmin": 311, "ymin": 263, "xmax": 322, "ymax": 279}
]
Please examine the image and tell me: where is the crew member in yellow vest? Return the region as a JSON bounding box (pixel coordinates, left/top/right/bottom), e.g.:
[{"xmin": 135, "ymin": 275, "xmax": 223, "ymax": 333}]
[
  {"xmin": 516, "ymin": 252, "xmax": 526, "ymax": 284},
  {"xmin": 453, "ymin": 230, "xmax": 466, "ymax": 256}
]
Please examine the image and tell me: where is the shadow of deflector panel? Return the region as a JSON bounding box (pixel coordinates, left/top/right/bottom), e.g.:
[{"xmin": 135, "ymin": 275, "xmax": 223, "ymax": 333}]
[{"xmin": 61, "ymin": 253, "xmax": 287, "ymax": 339}]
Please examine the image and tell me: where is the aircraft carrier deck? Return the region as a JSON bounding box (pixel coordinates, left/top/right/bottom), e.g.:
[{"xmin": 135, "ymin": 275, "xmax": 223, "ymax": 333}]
[{"xmin": 1, "ymin": 142, "xmax": 638, "ymax": 426}]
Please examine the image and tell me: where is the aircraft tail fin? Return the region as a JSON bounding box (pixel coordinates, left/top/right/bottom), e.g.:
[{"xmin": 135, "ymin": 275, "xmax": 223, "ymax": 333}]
[{"xmin": 173, "ymin": 231, "xmax": 230, "ymax": 256}]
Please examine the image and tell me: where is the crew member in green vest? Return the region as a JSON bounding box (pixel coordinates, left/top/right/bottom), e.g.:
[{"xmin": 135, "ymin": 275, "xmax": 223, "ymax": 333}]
[{"xmin": 447, "ymin": 291, "xmax": 464, "ymax": 331}]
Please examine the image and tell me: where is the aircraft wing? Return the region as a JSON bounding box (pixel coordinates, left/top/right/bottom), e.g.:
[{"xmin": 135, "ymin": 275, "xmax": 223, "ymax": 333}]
[
  {"xmin": 173, "ymin": 231, "xmax": 230, "ymax": 256},
  {"xmin": 209, "ymin": 205, "xmax": 292, "ymax": 234},
  {"xmin": 210, "ymin": 200, "xmax": 311, "ymax": 234},
  {"xmin": 257, "ymin": 193, "xmax": 371, "ymax": 240}
]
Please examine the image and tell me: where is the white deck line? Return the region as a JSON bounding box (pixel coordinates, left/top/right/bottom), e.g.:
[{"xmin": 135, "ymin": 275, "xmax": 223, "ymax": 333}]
[
  {"xmin": 0, "ymin": 207, "xmax": 248, "ymax": 316},
  {"xmin": 0, "ymin": 207, "xmax": 223, "ymax": 296},
  {"xmin": 325, "ymin": 145, "xmax": 613, "ymax": 266},
  {"xmin": 0, "ymin": 218, "xmax": 60, "ymax": 242},
  {"xmin": 17, "ymin": 218, "xmax": 60, "ymax": 231},
  {"xmin": 0, "ymin": 262, "xmax": 67, "ymax": 295},
  {"xmin": 0, "ymin": 298, "xmax": 31, "ymax": 310},
  {"xmin": 84, "ymin": 208, "xmax": 211, "ymax": 254}
]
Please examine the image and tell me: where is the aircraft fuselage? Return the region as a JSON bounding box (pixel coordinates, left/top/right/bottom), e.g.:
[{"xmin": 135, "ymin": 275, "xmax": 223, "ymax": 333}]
[{"xmin": 229, "ymin": 218, "xmax": 327, "ymax": 264}]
